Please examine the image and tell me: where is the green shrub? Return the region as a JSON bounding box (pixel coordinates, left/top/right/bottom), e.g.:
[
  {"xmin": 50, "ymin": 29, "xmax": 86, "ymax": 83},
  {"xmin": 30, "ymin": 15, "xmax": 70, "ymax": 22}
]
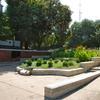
[
  {"xmin": 42, "ymin": 60, "xmax": 47, "ymax": 64},
  {"xmin": 23, "ymin": 60, "xmax": 28, "ymax": 64},
  {"xmin": 68, "ymin": 61, "xmax": 77, "ymax": 66},
  {"xmin": 75, "ymin": 50, "xmax": 91, "ymax": 62},
  {"xmin": 48, "ymin": 61, "xmax": 53, "ymax": 68},
  {"xmin": 63, "ymin": 61, "xmax": 68, "ymax": 67},
  {"xmin": 36, "ymin": 59, "xmax": 42, "ymax": 66},
  {"xmin": 54, "ymin": 60, "xmax": 59, "ymax": 63},
  {"xmin": 74, "ymin": 47, "xmax": 91, "ymax": 62},
  {"xmin": 65, "ymin": 49, "xmax": 75, "ymax": 58},
  {"xmin": 51, "ymin": 48, "xmax": 66, "ymax": 58},
  {"xmin": 49, "ymin": 58, "xmax": 53, "ymax": 61},
  {"xmin": 60, "ymin": 58, "xmax": 64, "ymax": 62},
  {"xmin": 26, "ymin": 59, "xmax": 32, "ymax": 66}
]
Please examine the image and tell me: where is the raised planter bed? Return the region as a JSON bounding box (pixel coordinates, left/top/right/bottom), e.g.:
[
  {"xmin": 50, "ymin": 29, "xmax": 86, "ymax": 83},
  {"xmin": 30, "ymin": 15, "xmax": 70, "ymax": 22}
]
[
  {"xmin": 16, "ymin": 57, "xmax": 100, "ymax": 76},
  {"xmin": 16, "ymin": 57, "xmax": 100, "ymax": 98}
]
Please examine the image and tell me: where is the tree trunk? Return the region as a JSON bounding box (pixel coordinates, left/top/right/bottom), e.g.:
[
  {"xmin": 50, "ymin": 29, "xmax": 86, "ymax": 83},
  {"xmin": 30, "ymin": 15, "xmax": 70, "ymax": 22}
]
[{"xmin": 24, "ymin": 41, "xmax": 28, "ymax": 49}]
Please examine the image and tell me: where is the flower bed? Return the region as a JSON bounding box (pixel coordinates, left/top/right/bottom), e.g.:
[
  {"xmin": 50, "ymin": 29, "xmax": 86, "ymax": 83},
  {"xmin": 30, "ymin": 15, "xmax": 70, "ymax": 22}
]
[{"xmin": 20, "ymin": 58, "xmax": 79, "ymax": 70}]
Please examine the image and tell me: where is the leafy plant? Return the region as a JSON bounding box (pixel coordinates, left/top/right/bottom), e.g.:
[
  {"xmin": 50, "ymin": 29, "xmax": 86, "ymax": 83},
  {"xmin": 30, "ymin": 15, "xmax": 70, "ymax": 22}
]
[
  {"xmin": 68, "ymin": 61, "xmax": 77, "ymax": 66},
  {"xmin": 54, "ymin": 60, "xmax": 59, "ymax": 63},
  {"xmin": 74, "ymin": 47, "xmax": 91, "ymax": 62},
  {"xmin": 26, "ymin": 59, "xmax": 32, "ymax": 66},
  {"xmin": 42, "ymin": 60, "xmax": 47, "ymax": 64},
  {"xmin": 48, "ymin": 61, "xmax": 53, "ymax": 68},
  {"xmin": 36, "ymin": 59, "xmax": 42, "ymax": 66},
  {"xmin": 63, "ymin": 61, "xmax": 68, "ymax": 67}
]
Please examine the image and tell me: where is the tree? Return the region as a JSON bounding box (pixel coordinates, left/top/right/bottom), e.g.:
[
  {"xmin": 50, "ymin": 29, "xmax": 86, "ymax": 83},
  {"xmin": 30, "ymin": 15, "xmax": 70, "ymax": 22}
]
[
  {"xmin": 0, "ymin": 12, "xmax": 12, "ymax": 40},
  {"xmin": 30, "ymin": 0, "xmax": 71, "ymax": 49},
  {"xmin": 68, "ymin": 19, "xmax": 96, "ymax": 48},
  {"xmin": 6, "ymin": 0, "xmax": 33, "ymax": 49},
  {"xmin": 6, "ymin": 0, "xmax": 71, "ymax": 49},
  {"xmin": 91, "ymin": 20, "xmax": 100, "ymax": 49}
]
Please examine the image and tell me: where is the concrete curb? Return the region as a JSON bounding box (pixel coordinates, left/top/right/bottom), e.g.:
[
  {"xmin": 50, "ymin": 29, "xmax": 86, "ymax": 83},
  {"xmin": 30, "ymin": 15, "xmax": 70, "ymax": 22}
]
[
  {"xmin": 32, "ymin": 68, "xmax": 85, "ymax": 76},
  {"xmin": 45, "ymin": 71, "xmax": 100, "ymax": 99}
]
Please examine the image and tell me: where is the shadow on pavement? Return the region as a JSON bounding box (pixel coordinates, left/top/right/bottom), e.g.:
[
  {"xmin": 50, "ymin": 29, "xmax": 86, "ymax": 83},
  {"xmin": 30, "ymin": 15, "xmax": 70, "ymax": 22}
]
[{"xmin": 0, "ymin": 62, "xmax": 20, "ymax": 75}]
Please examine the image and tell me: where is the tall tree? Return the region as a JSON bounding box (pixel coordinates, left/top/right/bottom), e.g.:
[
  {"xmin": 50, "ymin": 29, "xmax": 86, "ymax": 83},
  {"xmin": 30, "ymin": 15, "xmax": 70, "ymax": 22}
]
[
  {"xmin": 0, "ymin": 12, "xmax": 12, "ymax": 40},
  {"xmin": 68, "ymin": 19, "xmax": 96, "ymax": 48},
  {"xmin": 30, "ymin": 0, "xmax": 71, "ymax": 49},
  {"xmin": 6, "ymin": 0, "xmax": 33, "ymax": 49},
  {"xmin": 6, "ymin": 0, "xmax": 71, "ymax": 49},
  {"xmin": 91, "ymin": 20, "xmax": 100, "ymax": 49}
]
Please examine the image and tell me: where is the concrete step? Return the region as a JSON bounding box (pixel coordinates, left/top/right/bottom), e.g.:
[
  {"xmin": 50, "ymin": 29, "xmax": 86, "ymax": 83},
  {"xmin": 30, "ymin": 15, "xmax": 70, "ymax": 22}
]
[{"xmin": 45, "ymin": 71, "xmax": 100, "ymax": 99}]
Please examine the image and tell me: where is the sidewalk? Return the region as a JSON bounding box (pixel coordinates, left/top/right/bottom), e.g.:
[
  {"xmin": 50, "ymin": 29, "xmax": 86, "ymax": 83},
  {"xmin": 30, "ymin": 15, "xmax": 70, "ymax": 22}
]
[
  {"xmin": 62, "ymin": 75, "xmax": 100, "ymax": 100},
  {"xmin": 0, "ymin": 62, "xmax": 67, "ymax": 100}
]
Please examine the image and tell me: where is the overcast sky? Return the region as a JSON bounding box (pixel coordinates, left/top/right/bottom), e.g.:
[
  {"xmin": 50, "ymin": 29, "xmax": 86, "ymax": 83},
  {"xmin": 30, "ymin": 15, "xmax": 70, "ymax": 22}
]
[
  {"xmin": 60, "ymin": 0, "xmax": 100, "ymax": 22},
  {"xmin": 1, "ymin": 0, "xmax": 100, "ymax": 22}
]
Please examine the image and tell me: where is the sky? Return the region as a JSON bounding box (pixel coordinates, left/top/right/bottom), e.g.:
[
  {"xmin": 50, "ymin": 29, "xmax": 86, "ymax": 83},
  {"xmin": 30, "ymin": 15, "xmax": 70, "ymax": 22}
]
[
  {"xmin": 1, "ymin": 0, "xmax": 100, "ymax": 22},
  {"xmin": 60, "ymin": 0, "xmax": 100, "ymax": 22}
]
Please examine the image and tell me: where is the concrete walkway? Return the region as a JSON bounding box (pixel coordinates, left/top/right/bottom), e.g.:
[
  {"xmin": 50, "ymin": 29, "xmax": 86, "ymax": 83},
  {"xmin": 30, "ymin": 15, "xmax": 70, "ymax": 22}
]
[
  {"xmin": 0, "ymin": 62, "xmax": 67, "ymax": 100},
  {"xmin": 0, "ymin": 62, "xmax": 100, "ymax": 100}
]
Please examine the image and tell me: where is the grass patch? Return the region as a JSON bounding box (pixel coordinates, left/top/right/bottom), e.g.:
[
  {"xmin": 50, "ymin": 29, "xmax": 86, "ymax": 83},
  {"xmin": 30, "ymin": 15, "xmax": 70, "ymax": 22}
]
[{"xmin": 20, "ymin": 58, "xmax": 79, "ymax": 69}]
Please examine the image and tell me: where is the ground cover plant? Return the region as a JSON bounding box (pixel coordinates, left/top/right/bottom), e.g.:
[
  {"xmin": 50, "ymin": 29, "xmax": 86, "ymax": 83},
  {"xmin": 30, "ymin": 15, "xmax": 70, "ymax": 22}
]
[{"xmin": 20, "ymin": 58, "xmax": 79, "ymax": 70}]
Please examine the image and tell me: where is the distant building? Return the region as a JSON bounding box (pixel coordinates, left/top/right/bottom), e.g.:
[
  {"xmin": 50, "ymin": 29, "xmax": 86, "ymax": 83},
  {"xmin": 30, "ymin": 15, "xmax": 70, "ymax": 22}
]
[{"xmin": 0, "ymin": 40, "xmax": 21, "ymax": 49}]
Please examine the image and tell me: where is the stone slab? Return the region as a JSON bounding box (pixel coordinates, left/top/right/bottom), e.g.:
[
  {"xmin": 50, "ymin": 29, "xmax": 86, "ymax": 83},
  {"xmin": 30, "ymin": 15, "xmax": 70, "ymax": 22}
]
[{"xmin": 45, "ymin": 71, "xmax": 100, "ymax": 99}]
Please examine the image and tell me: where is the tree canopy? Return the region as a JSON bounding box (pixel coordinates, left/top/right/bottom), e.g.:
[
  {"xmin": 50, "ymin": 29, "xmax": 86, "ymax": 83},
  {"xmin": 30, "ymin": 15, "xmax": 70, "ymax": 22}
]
[
  {"xmin": 6, "ymin": 0, "xmax": 72, "ymax": 49},
  {"xmin": 68, "ymin": 19, "xmax": 100, "ymax": 48}
]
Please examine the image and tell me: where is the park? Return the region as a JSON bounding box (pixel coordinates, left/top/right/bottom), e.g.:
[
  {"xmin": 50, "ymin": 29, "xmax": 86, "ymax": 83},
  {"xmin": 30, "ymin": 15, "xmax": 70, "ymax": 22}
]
[{"xmin": 0, "ymin": 0, "xmax": 100, "ymax": 100}]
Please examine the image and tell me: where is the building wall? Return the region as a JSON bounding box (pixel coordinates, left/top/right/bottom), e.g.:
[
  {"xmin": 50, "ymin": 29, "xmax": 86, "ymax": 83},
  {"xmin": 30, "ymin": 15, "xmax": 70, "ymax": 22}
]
[
  {"xmin": 0, "ymin": 49, "xmax": 51, "ymax": 61},
  {"xmin": 0, "ymin": 50, "xmax": 11, "ymax": 61},
  {"xmin": 20, "ymin": 51, "xmax": 50, "ymax": 58}
]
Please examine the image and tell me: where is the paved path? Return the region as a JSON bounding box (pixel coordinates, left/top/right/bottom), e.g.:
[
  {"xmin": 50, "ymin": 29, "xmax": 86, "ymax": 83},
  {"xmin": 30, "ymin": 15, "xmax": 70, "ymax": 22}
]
[
  {"xmin": 0, "ymin": 62, "xmax": 67, "ymax": 100},
  {"xmin": 0, "ymin": 62, "xmax": 100, "ymax": 100}
]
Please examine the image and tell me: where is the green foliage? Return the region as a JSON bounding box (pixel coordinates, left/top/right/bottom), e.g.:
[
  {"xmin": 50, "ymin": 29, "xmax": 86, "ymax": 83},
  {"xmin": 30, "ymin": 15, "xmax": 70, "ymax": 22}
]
[
  {"xmin": 20, "ymin": 58, "xmax": 79, "ymax": 69},
  {"xmin": 36, "ymin": 59, "xmax": 42, "ymax": 66},
  {"xmin": 60, "ymin": 58, "xmax": 64, "ymax": 62},
  {"xmin": 63, "ymin": 61, "xmax": 68, "ymax": 67},
  {"xmin": 25, "ymin": 59, "xmax": 32, "ymax": 66},
  {"xmin": 51, "ymin": 47, "xmax": 100, "ymax": 62},
  {"xmin": 48, "ymin": 61, "xmax": 53, "ymax": 68},
  {"xmin": 51, "ymin": 48, "xmax": 75, "ymax": 58},
  {"xmin": 0, "ymin": 13, "xmax": 12, "ymax": 40},
  {"xmin": 62, "ymin": 60, "xmax": 77, "ymax": 67},
  {"xmin": 65, "ymin": 49, "xmax": 75, "ymax": 58},
  {"xmin": 6, "ymin": 0, "xmax": 71, "ymax": 49},
  {"xmin": 68, "ymin": 61, "xmax": 77, "ymax": 66},
  {"xmin": 42, "ymin": 60, "xmax": 47, "ymax": 64},
  {"xmin": 51, "ymin": 48, "xmax": 66, "ymax": 58},
  {"xmin": 68, "ymin": 19, "xmax": 96, "ymax": 48},
  {"xmin": 54, "ymin": 60, "xmax": 59, "ymax": 63},
  {"xmin": 74, "ymin": 46, "xmax": 93, "ymax": 62}
]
